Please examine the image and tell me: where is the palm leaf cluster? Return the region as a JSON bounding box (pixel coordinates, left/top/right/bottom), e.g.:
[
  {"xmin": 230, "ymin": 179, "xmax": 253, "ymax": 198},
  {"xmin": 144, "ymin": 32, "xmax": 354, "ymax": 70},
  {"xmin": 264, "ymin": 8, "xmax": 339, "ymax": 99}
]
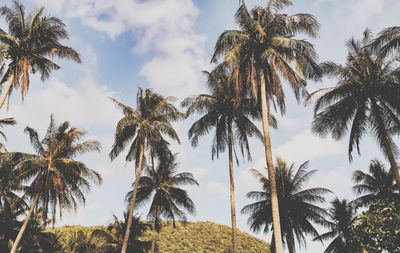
[
  {"xmin": 242, "ymin": 159, "xmax": 330, "ymax": 253},
  {"xmin": 310, "ymin": 30, "xmax": 400, "ymax": 189},
  {"xmin": 128, "ymin": 154, "xmax": 198, "ymax": 227},
  {"xmin": 0, "ymin": 0, "xmax": 80, "ymax": 109},
  {"xmin": 0, "ymin": 115, "xmax": 102, "ymax": 253}
]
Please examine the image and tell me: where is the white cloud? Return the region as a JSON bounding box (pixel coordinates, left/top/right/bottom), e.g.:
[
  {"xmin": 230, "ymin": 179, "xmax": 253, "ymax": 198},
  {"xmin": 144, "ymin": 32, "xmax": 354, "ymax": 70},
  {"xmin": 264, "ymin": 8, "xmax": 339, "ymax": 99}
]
[
  {"xmin": 32, "ymin": 0, "xmax": 208, "ymax": 98},
  {"xmin": 309, "ymin": 166, "xmax": 354, "ymax": 201},
  {"xmin": 207, "ymin": 181, "xmax": 229, "ymax": 200},
  {"xmin": 315, "ymin": 0, "xmax": 385, "ymax": 22},
  {"xmin": 191, "ymin": 167, "xmax": 210, "ymax": 180},
  {"xmin": 274, "ymin": 131, "xmax": 343, "ymax": 164},
  {"xmin": 6, "ymin": 78, "xmax": 119, "ymax": 130}
]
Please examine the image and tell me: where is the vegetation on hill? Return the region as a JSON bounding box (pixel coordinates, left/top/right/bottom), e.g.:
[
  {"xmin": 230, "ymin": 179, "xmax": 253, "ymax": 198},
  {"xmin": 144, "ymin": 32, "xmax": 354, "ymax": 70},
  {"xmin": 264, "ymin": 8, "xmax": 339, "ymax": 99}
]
[{"xmin": 51, "ymin": 221, "xmax": 270, "ymax": 253}]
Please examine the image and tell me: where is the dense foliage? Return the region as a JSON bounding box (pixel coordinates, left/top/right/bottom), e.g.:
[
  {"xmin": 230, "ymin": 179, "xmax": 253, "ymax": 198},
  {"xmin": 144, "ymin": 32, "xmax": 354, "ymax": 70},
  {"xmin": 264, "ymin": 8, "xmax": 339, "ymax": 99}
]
[{"xmin": 351, "ymin": 200, "xmax": 400, "ymax": 253}]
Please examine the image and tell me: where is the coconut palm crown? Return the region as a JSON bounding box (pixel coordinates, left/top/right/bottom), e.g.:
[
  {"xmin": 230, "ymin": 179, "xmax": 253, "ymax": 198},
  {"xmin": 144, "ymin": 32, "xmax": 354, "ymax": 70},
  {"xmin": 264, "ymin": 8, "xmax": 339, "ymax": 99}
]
[
  {"xmin": 241, "ymin": 158, "xmax": 330, "ymax": 253},
  {"xmin": 351, "ymin": 159, "xmax": 400, "ymax": 208},
  {"xmin": 8, "ymin": 115, "xmax": 102, "ymax": 253},
  {"xmin": 310, "ymin": 30, "xmax": 400, "ymax": 189},
  {"xmin": 0, "ymin": 0, "xmax": 81, "ymax": 109}
]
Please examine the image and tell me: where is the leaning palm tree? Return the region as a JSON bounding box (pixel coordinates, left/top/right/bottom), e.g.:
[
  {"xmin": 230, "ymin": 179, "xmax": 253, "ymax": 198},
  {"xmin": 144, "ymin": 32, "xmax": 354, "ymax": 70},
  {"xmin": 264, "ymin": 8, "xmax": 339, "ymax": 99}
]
[
  {"xmin": 182, "ymin": 64, "xmax": 263, "ymax": 252},
  {"xmin": 0, "ymin": 0, "xmax": 81, "ymax": 109},
  {"xmin": 126, "ymin": 153, "xmax": 198, "ymax": 253},
  {"xmin": 314, "ymin": 198, "xmax": 360, "ymax": 253},
  {"xmin": 242, "ymin": 158, "xmax": 330, "ymax": 253},
  {"xmin": 8, "ymin": 115, "xmax": 102, "ymax": 253},
  {"xmin": 310, "ymin": 30, "xmax": 400, "ymax": 190},
  {"xmin": 211, "ymin": 2, "xmax": 320, "ymax": 251},
  {"xmin": 109, "ymin": 88, "xmax": 182, "ymax": 253},
  {"xmin": 351, "ymin": 159, "xmax": 400, "ymax": 208}
]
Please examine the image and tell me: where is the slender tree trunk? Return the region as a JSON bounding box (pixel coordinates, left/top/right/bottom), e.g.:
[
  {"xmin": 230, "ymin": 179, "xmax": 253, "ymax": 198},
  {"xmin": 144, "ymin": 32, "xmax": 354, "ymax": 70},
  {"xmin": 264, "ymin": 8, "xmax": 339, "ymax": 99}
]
[
  {"xmin": 10, "ymin": 192, "xmax": 40, "ymax": 253},
  {"xmin": 259, "ymin": 73, "xmax": 284, "ymax": 253},
  {"xmin": 0, "ymin": 74, "xmax": 14, "ymax": 111},
  {"xmin": 150, "ymin": 208, "xmax": 160, "ymax": 253},
  {"xmin": 227, "ymin": 122, "xmax": 237, "ymax": 253},
  {"xmin": 121, "ymin": 143, "xmax": 145, "ymax": 253},
  {"xmin": 151, "ymin": 221, "xmax": 157, "ymax": 253}
]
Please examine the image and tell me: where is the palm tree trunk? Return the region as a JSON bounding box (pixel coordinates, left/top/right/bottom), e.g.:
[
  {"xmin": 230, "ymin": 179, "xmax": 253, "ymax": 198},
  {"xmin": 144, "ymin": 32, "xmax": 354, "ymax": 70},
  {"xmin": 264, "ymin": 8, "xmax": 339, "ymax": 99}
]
[
  {"xmin": 121, "ymin": 143, "xmax": 145, "ymax": 253},
  {"xmin": 151, "ymin": 221, "xmax": 157, "ymax": 253},
  {"xmin": 259, "ymin": 72, "xmax": 284, "ymax": 253},
  {"xmin": 227, "ymin": 122, "xmax": 237, "ymax": 253},
  {"xmin": 151, "ymin": 207, "xmax": 160, "ymax": 253},
  {"xmin": 0, "ymin": 74, "xmax": 14, "ymax": 111},
  {"xmin": 10, "ymin": 192, "xmax": 40, "ymax": 253}
]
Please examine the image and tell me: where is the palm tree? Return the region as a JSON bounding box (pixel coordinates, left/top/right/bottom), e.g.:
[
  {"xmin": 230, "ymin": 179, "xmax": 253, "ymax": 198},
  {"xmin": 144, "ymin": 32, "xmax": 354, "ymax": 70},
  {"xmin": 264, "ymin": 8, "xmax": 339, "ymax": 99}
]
[
  {"xmin": 91, "ymin": 214, "xmax": 151, "ymax": 253},
  {"xmin": 211, "ymin": 2, "xmax": 320, "ymax": 251},
  {"xmin": 310, "ymin": 30, "xmax": 400, "ymax": 190},
  {"xmin": 126, "ymin": 153, "xmax": 199, "ymax": 253},
  {"xmin": 182, "ymin": 64, "xmax": 263, "ymax": 252},
  {"xmin": 351, "ymin": 159, "xmax": 400, "ymax": 208},
  {"xmin": 0, "ymin": 0, "xmax": 81, "ymax": 109},
  {"xmin": 241, "ymin": 158, "xmax": 330, "ymax": 253},
  {"xmin": 109, "ymin": 88, "xmax": 182, "ymax": 253},
  {"xmin": 62, "ymin": 230, "xmax": 96, "ymax": 253},
  {"xmin": 8, "ymin": 115, "xmax": 102, "ymax": 253},
  {"xmin": 314, "ymin": 198, "xmax": 360, "ymax": 253}
]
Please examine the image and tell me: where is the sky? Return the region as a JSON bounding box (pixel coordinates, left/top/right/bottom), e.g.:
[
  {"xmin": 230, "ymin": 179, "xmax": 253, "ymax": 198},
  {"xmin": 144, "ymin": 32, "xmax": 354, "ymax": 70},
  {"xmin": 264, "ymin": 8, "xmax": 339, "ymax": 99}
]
[{"xmin": 1, "ymin": 0, "xmax": 400, "ymax": 252}]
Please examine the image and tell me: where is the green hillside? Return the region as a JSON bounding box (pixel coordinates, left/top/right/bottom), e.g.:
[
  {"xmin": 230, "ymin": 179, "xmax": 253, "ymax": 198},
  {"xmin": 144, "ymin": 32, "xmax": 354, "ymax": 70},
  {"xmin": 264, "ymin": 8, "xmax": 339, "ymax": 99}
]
[{"xmin": 52, "ymin": 221, "xmax": 270, "ymax": 253}]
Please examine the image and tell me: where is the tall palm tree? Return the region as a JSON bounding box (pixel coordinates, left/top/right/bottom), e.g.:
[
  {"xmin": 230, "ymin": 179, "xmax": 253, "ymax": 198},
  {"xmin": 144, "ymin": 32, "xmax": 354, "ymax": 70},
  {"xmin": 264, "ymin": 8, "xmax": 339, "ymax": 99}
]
[
  {"xmin": 91, "ymin": 214, "xmax": 151, "ymax": 253},
  {"xmin": 314, "ymin": 198, "xmax": 360, "ymax": 253},
  {"xmin": 0, "ymin": 0, "xmax": 81, "ymax": 109},
  {"xmin": 310, "ymin": 31, "xmax": 400, "ymax": 190},
  {"xmin": 241, "ymin": 158, "xmax": 330, "ymax": 253},
  {"xmin": 182, "ymin": 64, "xmax": 263, "ymax": 252},
  {"xmin": 109, "ymin": 88, "xmax": 182, "ymax": 253},
  {"xmin": 351, "ymin": 159, "xmax": 400, "ymax": 208},
  {"xmin": 8, "ymin": 115, "xmax": 102, "ymax": 253},
  {"xmin": 126, "ymin": 153, "xmax": 198, "ymax": 253},
  {"xmin": 211, "ymin": 2, "xmax": 320, "ymax": 251}
]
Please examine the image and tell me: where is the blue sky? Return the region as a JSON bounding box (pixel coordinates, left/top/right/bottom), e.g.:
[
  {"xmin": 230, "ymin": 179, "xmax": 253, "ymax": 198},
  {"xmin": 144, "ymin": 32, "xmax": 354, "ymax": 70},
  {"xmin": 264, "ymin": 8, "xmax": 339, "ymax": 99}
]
[{"xmin": 2, "ymin": 0, "xmax": 400, "ymax": 252}]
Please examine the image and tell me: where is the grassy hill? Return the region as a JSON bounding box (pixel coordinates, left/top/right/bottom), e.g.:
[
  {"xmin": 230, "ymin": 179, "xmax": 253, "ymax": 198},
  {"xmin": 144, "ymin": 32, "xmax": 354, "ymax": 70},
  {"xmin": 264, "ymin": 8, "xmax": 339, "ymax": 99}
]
[{"xmin": 52, "ymin": 221, "xmax": 270, "ymax": 253}]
